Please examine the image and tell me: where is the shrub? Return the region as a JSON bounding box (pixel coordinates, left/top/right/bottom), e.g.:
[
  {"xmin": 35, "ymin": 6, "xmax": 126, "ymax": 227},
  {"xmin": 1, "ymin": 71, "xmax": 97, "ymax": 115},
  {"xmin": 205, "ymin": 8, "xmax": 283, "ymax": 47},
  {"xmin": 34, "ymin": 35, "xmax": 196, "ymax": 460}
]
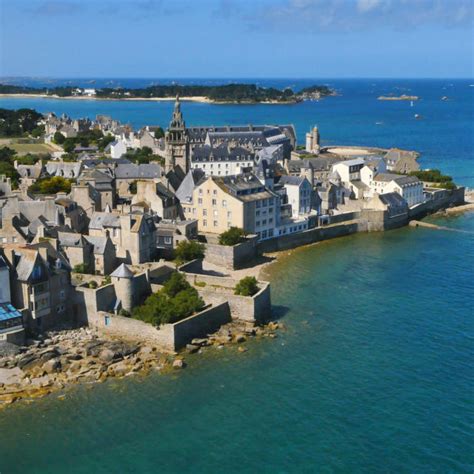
[
  {"xmin": 29, "ymin": 176, "xmax": 73, "ymax": 194},
  {"xmin": 218, "ymin": 227, "xmax": 246, "ymax": 246},
  {"xmin": 88, "ymin": 280, "xmax": 98, "ymax": 289},
  {"xmin": 73, "ymin": 263, "xmax": 89, "ymax": 274},
  {"xmin": 53, "ymin": 131, "xmax": 65, "ymax": 144},
  {"xmin": 132, "ymin": 272, "xmax": 204, "ymax": 326},
  {"xmin": 174, "ymin": 240, "xmax": 205, "ymax": 263},
  {"xmin": 234, "ymin": 276, "xmax": 259, "ymax": 296}
]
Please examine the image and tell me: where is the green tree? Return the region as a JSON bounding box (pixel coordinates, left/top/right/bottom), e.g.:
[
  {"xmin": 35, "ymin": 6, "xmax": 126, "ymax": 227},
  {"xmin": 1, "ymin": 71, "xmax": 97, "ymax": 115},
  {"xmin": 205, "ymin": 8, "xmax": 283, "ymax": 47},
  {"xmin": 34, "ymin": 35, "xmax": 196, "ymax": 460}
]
[
  {"xmin": 29, "ymin": 176, "xmax": 74, "ymax": 195},
  {"xmin": 174, "ymin": 240, "xmax": 205, "ymax": 263},
  {"xmin": 218, "ymin": 227, "xmax": 246, "ymax": 246},
  {"xmin": 53, "ymin": 131, "xmax": 65, "ymax": 144},
  {"xmin": 63, "ymin": 139, "xmax": 75, "ymax": 153},
  {"xmin": 234, "ymin": 276, "xmax": 259, "ymax": 296}
]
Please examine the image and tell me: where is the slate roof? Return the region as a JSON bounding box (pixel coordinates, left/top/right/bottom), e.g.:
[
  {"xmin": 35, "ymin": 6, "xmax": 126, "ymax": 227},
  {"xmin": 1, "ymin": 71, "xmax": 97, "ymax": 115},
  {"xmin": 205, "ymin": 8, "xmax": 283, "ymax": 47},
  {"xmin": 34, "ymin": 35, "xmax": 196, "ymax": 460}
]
[
  {"xmin": 89, "ymin": 212, "xmax": 121, "ymax": 229},
  {"xmin": 214, "ymin": 174, "xmax": 277, "ymax": 202},
  {"xmin": 191, "ymin": 144, "xmax": 254, "ymax": 162},
  {"xmin": 279, "ymin": 175, "xmax": 306, "ymax": 186},
  {"xmin": 110, "ymin": 263, "xmax": 134, "ymax": 278},
  {"xmin": 84, "ymin": 235, "xmax": 109, "ymax": 255},
  {"xmin": 57, "ymin": 231, "xmax": 87, "ymax": 248},
  {"xmin": 17, "ymin": 164, "xmax": 42, "ymax": 179},
  {"xmin": 374, "ymin": 173, "xmax": 420, "ymax": 186},
  {"xmin": 175, "ymin": 169, "xmax": 206, "ymax": 204},
  {"xmin": 115, "ymin": 163, "xmax": 162, "ymax": 179},
  {"xmin": 379, "ymin": 192, "xmax": 408, "ymax": 207}
]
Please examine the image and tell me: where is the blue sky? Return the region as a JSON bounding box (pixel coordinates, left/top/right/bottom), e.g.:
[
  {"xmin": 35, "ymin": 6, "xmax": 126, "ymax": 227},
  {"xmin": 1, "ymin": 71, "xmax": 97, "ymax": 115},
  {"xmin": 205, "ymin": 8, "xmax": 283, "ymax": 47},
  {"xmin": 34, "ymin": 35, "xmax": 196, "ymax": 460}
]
[{"xmin": 0, "ymin": 0, "xmax": 473, "ymax": 78}]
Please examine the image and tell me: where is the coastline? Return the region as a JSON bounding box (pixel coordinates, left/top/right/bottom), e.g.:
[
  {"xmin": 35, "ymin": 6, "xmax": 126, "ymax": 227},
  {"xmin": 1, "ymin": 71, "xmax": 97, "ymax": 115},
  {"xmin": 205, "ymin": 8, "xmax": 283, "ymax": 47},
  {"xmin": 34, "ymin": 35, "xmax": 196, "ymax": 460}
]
[{"xmin": 0, "ymin": 93, "xmax": 301, "ymax": 105}]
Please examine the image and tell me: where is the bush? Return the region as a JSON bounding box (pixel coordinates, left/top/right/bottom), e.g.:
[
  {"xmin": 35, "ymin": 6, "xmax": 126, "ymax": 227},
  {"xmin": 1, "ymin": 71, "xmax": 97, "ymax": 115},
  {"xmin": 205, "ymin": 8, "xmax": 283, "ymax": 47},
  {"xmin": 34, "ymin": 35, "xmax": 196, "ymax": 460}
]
[
  {"xmin": 132, "ymin": 272, "xmax": 204, "ymax": 326},
  {"xmin": 53, "ymin": 131, "xmax": 65, "ymax": 144},
  {"xmin": 88, "ymin": 280, "xmax": 98, "ymax": 289},
  {"xmin": 73, "ymin": 263, "xmax": 89, "ymax": 274},
  {"xmin": 174, "ymin": 240, "xmax": 205, "ymax": 263},
  {"xmin": 234, "ymin": 276, "xmax": 259, "ymax": 296},
  {"xmin": 29, "ymin": 176, "xmax": 73, "ymax": 194},
  {"xmin": 218, "ymin": 227, "xmax": 246, "ymax": 246}
]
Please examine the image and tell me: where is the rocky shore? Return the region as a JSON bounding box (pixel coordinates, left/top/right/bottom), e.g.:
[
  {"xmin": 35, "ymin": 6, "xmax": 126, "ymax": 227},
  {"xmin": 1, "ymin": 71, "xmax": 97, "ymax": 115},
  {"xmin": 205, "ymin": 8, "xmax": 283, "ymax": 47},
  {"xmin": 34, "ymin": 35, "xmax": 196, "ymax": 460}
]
[{"xmin": 0, "ymin": 321, "xmax": 281, "ymax": 408}]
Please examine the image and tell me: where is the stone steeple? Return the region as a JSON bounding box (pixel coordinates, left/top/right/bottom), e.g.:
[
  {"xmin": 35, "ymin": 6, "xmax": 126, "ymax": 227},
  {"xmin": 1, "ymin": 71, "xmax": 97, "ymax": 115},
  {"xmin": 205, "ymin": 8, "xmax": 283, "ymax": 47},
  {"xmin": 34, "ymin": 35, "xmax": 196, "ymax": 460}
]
[{"xmin": 164, "ymin": 96, "xmax": 189, "ymax": 173}]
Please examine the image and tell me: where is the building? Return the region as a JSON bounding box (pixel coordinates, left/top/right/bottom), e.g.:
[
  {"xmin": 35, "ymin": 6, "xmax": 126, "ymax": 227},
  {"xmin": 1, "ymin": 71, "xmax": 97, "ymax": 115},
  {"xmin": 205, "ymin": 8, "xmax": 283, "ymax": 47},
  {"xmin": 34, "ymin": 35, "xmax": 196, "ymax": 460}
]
[
  {"xmin": 77, "ymin": 169, "xmax": 115, "ymax": 211},
  {"xmin": 305, "ymin": 126, "xmax": 320, "ymax": 154},
  {"xmin": 384, "ymin": 148, "xmax": 420, "ymax": 174},
  {"xmin": 106, "ymin": 139, "xmax": 127, "ymax": 159},
  {"xmin": 191, "ymin": 144, "xmax": 255, "ymax": 176},
  {"xmin": 89, "ymin": 211, "xmax": 156, "ymax": 264},
  {"xmin": 278, "ymin": 176, "xmax": 313, "ymax": 218},
  {"xmin": 370, "ymin": 174, "xmax": 424, "ymax": 207},
  {"xmin": 183, "ymin": 173, "xmax": 279, "ymax": 240},
  {"xmin": 156, "ymin": 219, "xmax": 198, "ymax": 258},
  {"xmin": 131, "ymin": 181, "xmax": 179, "ymax": 219},
  {"xmin": 1, "ymin": 242, "xmax": 72, "ymax": 333},
  {"xmin": 0, "ymin": 256, "xmax": 24, "ymax": 344},
  {"xmin": 164, "ymin": 96, "xmax": 189, "ymax": 173},
  {"xmin": 114, "ymin": 163, "xmax": 162, "ymax": 198}
]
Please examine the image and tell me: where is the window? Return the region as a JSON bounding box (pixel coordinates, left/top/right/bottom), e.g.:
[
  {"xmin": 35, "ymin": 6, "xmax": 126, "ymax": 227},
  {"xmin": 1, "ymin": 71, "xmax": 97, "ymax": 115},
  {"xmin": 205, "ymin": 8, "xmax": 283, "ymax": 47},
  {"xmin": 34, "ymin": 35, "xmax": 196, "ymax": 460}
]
[
  {"xmin": 198, "ymin": 198, "xmax": 203, "ymax": 205},
  {"xmin": 203, "ymin": 220, "xmax": 207, "ymax": 227},
  {"xmin": 213, "ymin": 220, "xmax": 218, "ymax": 227},
  {"xmin": 59, "ymin": 290, "xmax": 66, "ymax": 300},
  {"xmin": 213, "ymin": 210, "xmax": 218, "ymax": 217},
  {"xmin": 212, "ymin": 199, "xmax": 217, "ymax": 206},
  {"xmin": 222, "ymin": 200, "xmax": 227, "ymax": 207},
  {"xmin": 256, "ymin": 221, "xmax": 261, "ymax": 227},
  {"xmin": 164, "ymin": 236, "xmax": 172, "ymax": 245},
  {"xmin": 213, "ymin": 189, "xmax": 217, "ymax": 195},
  {"xmin": 227, "ymin": 211, "xmax": 232, "ymax": 218},
  {"xmin": 199, "ymin": 189, "xmax": 203, "ymax": 195},
  {"xmin": 203, "ymin": 209, "xmax": 207, "ymax": 216}
]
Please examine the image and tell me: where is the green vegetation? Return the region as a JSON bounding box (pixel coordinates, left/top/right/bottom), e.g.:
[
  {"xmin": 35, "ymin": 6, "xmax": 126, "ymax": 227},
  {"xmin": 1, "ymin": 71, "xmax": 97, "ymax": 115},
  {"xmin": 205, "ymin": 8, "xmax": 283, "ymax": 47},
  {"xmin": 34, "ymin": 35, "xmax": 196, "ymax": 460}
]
[
  {"xmin": 234, "ymin": 276, "xmax": 259, "ymax": 296},
  {"xmin": 218, "ymin": 227, "xmax": 247, "ymax": 246},
  {"xmin": 74, "ymin": 263, "xmax": 90, "ymax": 274},
  {"xmin": 0, "ymin": 84, "xmax": 335, "ymax": 103},
  {"xmin": 87, "ymin": 280, "xmax": 98, "ymax": 289},
  {"xmin": 0, "ymin": 146, "xmax": 20, "ymax": 188},
  {"xmin": 29, "ymin": 176, "xmax": 74, "ymax": 194},
  {"xmin": 132, "ymin": 272, "xmax": 205, "ymax": 326},
  {"xmin": 174, "ymin": 240, "xmax": 205, "ymax": 263},
  {"xmin": 53, "ymin": 131, "xmax": 65, "ymax": 144},
  {"xmin": 123, "ymin": 147, "xmax": 164, "ymax": 165},
  {"xmin": 410, "ymin": 169, "xmax": 456, "ymax": 190},
  {"xmin": 0, "ymin": 108, "xmax": 43, "ymax": 137}
]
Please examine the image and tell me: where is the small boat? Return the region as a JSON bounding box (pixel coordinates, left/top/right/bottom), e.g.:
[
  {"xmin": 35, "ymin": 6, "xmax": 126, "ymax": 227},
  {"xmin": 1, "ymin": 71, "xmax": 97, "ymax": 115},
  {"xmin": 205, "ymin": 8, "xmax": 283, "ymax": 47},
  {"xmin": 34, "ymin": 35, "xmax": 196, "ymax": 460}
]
[
  {"xmin": 441, "ymin": 96, "xmax": 449, "ymax": 101},
  {"xmin": 375, "ymin": 121, "xmax": 383, "ymax": 125},
  {"xmin": 410, "ymin": 100, "xmax": 414, "ymax": 107},
  {"xmin": 414, "ymin": 114, "xmax": 422, "ymax": 119}
]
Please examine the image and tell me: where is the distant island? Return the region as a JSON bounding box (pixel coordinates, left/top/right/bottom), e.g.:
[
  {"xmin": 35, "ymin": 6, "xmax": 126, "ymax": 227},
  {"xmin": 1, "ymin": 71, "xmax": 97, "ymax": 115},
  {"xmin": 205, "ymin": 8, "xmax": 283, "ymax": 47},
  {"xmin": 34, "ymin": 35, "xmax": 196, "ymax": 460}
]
[
  {"xmin": 378, "ymin": 94, "xmax": 419, "ymax": 101},
  {"xmin": 0, "ymin": 83, "xmax": 335, "ymax": 104}
]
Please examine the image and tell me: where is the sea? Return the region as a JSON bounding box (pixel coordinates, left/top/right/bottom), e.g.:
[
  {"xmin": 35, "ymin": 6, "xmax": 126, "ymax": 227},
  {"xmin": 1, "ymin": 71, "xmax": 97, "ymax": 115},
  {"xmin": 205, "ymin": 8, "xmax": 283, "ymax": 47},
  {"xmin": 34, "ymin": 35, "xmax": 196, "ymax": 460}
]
[{"xmin": 0, "ymin": 79, "xmax": 472, "ymax": 473}]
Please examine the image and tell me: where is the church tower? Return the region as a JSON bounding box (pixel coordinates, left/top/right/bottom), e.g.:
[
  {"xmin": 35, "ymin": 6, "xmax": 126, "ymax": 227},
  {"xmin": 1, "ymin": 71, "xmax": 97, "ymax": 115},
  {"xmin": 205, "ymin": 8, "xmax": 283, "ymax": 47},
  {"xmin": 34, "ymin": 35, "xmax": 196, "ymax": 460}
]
[
  {"xmin": 164, "ymin": 96, "xmax": 189, "ymax": 173},
  {"xmin": 305, "ymin": 126, "xmax": 320, "ymax": 154}
]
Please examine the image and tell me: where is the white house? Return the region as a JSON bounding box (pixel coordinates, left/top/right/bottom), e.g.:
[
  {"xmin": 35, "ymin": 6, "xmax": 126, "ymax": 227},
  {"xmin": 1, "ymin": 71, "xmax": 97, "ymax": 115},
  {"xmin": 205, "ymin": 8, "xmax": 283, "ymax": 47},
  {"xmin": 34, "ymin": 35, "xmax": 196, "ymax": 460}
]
[
  {"xmin": 107, "ymin": 139, "xmax": 127, "ymax": 159},
  {"xmin": 279, "ymin": 175, "xmax": 313, "ymax": 218},
  {"xmin": 331, "ymin": 158, "xmax": 365, "ymax": 184},
  {"xmin": 371, "ymin": 173, "xmax": 424, "ymax": 207}
]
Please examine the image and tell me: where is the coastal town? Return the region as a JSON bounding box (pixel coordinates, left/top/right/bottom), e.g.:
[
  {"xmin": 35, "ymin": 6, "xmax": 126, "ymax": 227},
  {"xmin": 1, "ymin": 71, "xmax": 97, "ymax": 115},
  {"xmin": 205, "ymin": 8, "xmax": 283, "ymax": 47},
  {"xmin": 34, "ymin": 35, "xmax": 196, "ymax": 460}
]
[{"xmin": 0, "ymin": 97, "xmax": 467, "ymax": 406}]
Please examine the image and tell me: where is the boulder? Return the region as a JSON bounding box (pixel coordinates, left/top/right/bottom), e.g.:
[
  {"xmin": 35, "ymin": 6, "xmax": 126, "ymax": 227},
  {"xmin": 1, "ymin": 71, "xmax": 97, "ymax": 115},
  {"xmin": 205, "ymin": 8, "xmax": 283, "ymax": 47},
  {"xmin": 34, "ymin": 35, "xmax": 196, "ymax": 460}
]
[
  {"xmin": 172, "ymin": 359, "xmax": 186, "ymax": 369},
  {"xmin": 234, "ymin": 334, "xmax": 246, "ymax": 343},
  {"xmin": 98, "ymin": 349, "xmax": 116, "ymax": 364},
  {"xmin": 42, "ymin": 358, "xmax": 61, "ymax": 374},
  {"xmin": 186, "ymin": 344, "xmax": 199, "ymax": 354},
  {"xmin": 191, "ymin": 338, "xmax": 209, "ymax": 347}
]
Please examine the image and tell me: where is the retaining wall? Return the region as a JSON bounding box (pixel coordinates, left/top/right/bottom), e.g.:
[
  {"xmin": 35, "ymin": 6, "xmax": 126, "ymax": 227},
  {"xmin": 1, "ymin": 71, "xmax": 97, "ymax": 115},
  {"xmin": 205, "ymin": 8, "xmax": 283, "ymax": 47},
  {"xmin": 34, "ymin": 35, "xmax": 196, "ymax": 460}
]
[
  {"xmin": 204, "ymin": 235, "xmax": 258, "ymax": 270},
  {"xmin": 89, "ymin": 302, "xmax": 231, "ymax": 351}
]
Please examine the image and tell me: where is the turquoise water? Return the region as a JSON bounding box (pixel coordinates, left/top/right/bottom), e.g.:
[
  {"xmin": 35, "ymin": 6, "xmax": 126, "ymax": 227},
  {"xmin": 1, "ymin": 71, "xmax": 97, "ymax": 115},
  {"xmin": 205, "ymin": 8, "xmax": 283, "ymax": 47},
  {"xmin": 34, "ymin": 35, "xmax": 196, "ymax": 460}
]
[{"xmin": 0, "ymin": 80, "xmax": 473, "ymax": 473}]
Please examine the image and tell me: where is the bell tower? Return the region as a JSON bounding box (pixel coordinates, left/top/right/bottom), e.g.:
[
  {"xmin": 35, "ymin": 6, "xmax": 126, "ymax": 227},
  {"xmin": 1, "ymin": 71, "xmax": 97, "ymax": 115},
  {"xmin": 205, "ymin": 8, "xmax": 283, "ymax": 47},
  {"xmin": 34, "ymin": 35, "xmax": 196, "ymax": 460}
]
[{"xmin": 164, "ymin": 96, "xmax": 189, "ymax": 172}]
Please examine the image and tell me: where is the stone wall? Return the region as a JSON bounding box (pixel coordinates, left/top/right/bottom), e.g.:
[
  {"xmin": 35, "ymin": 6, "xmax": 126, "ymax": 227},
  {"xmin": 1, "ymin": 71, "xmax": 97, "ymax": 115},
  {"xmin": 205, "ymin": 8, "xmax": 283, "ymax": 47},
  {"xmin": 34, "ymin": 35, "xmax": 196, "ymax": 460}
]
[
  {"xmin": 204, "ymin": 235, "xmax": 258, "ymax": 270},
  {"xmin": 89, "ymin": 302, "xmax": 232, "ymax": 352},
  {"xmin": 257, "ymin": 221, "xmax": 360, "ymax": 253},
  {"xmin": 177, "ymin": 261, "xmax": 271, "ymax": 323},
  {"xmin": 409, "ymin": 187, "xmax": 465, "ymax": 220}
]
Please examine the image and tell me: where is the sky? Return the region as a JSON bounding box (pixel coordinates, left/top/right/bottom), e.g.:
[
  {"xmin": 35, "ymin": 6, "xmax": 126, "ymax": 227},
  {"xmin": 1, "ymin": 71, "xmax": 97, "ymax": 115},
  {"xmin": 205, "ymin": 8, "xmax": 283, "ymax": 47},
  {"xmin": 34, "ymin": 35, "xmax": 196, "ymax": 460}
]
[{"xmin": 0, "ymin": 0, "xmax": 473, "ymax": 79}]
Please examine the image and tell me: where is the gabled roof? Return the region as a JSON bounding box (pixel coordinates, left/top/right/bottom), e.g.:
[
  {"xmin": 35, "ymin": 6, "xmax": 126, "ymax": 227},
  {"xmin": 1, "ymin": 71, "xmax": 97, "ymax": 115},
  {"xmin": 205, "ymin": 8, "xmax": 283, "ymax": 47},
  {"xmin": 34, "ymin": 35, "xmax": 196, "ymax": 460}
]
[
  {"xmin": 374, "ymin": 173, "xmax": 420, "ymax": 186},
  {"xmin": 175, "ymin": 169, "xmax": 206, "ymax": 203},
  {"xmin": 58, "ymin": 231, "xmax": 88, "ymax": 248},
  {"xmin": 379, "ymin": 192, "xmax": 408, "ymax": 207},
  {"xmin": 84, "ymin": 235, "xmax": 109, "ymax": 255},
  {"xmin": 89, "ymin": 212, "xmax": 120, "ymax": 229},
  {"xmin": 115, "ymin": 163, "xmax": 162, "ymax": 179},
  {"xmin": 279, "ymin": 175, "xmax": 307, "ymax": 186},
  {"xmin": 110, "ymin": 263, "xmax": 134, "ymax": 278}
]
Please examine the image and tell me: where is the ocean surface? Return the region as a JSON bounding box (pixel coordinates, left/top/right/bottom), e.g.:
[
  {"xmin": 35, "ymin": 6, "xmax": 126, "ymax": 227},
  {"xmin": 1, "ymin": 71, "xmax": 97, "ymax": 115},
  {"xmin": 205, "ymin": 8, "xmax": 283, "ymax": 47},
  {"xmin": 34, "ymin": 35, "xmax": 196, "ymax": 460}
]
[{"xmin": 0, "ymin": 79, "xmax": 473, "ymax": 473}]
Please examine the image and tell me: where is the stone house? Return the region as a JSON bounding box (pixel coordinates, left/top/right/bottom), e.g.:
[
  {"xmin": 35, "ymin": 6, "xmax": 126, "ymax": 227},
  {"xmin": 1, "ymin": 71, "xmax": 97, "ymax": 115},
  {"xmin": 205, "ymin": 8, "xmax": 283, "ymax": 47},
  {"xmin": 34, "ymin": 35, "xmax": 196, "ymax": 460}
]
[
  {"xmin": 370, "ymin": 174, "xmax": 424, "ymax": 207},
  {"xmin": 106, "ymin": 139, "xmax": 127, "ymax": 159},
  {"xmin": 384, "ymin": 148, "xmax": 420, "ymax": 174},
  {"xmin": 156, "ymin": 219, "xmax": 198, "ymax": 259},
  {"xmin": 114, "ymin": 163, "xmax": 162, "ymax": 198},
  {"xmin": 89, "ymin": 211, "xmax": 156, "ymax": 264},
  {"xmin": 1, "ymin": 242, "xmax": 72, "ymax": 333},
  {"xmin": 131, "ymin": 181, "xmax": 179, "ymax": 220},
  {"xmin": 182, "ymin": 173, "xmax": 279, "ymax": 240},
  {"xmin": 77, "ymin": 169, "xmax": 115, "ymax": 211},
  {"xmin": 278, "ymin": 175, "xmax": 313, "ymax": 218},
  {"xmin": 45, "ymin": 160, "xmax": 83, "ymax": 179}
]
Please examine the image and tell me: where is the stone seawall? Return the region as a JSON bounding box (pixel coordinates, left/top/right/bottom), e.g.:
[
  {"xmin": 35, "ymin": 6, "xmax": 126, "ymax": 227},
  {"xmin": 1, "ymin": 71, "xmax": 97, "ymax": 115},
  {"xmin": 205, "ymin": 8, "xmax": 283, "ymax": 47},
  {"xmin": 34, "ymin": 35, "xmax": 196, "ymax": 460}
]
[
  {"xmin": 258, "ymin": 221, "xmax": 360, "ymax": 253},
  {"xmin": 204, "ymin": 235, "xmax": 258, "ymax": 270},
  {"xmin": 88, "ymin": 302, "xmax": 232, "ymax": 352}
]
